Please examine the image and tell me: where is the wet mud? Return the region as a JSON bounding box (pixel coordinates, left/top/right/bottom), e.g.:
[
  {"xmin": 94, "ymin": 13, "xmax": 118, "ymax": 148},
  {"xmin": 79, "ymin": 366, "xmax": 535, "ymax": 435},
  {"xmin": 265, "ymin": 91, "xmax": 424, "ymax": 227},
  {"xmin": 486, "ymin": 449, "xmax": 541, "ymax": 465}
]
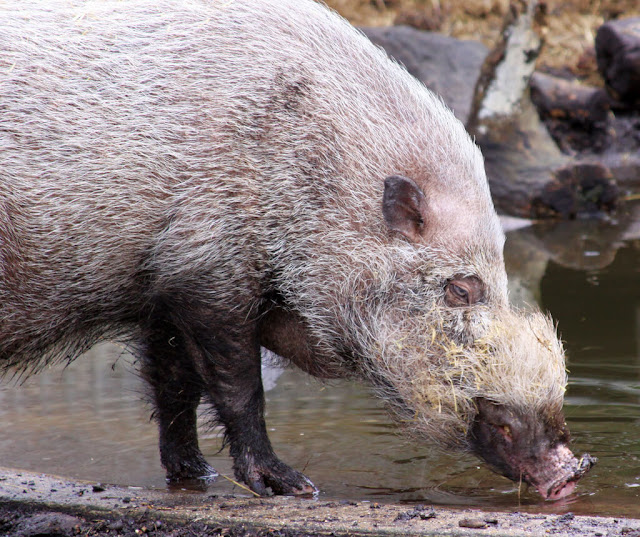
[{"xmin": 1, "ymin": 469, "xmax": 639, "ymax": 537}]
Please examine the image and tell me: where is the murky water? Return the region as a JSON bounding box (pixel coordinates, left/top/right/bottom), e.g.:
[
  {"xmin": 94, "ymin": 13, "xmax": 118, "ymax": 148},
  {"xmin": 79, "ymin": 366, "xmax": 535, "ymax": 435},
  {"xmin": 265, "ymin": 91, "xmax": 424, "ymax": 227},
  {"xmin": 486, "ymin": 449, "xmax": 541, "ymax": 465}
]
[{"xmin": 1, "ymin": 206, "xmax": 639, "ymax": 517}]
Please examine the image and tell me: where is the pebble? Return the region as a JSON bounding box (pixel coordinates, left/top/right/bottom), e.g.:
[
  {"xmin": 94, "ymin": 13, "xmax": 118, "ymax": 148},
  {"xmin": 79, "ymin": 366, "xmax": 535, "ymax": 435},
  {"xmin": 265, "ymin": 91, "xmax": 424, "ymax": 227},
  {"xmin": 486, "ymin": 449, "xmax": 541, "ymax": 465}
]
[{"xmin": 459, "ymin": 517, "xmax": 488, "ymax": 529}]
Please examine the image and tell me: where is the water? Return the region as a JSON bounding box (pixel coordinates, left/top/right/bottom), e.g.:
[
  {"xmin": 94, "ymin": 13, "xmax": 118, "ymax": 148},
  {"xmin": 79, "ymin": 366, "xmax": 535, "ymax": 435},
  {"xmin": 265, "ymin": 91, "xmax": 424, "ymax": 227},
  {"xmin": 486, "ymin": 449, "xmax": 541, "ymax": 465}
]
[{"xmin": 1, "ymin": 209, "xmax": 639, "ymax": 517}]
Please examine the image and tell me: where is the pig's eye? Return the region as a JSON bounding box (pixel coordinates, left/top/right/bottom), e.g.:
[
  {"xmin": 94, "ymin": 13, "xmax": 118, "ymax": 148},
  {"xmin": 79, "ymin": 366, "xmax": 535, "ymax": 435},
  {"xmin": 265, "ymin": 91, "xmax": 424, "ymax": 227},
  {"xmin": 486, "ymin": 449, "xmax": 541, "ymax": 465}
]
[
  {"xmin": 444, "ymin": 276, "xmax": 484, "ymax": 307},
  {"xmin": 448, "ymin": 283, "xmax": 468, "ymax": 303},
  {"xmin": 498, "ymin": 424, "xmax": 512, "ymax": 442}
]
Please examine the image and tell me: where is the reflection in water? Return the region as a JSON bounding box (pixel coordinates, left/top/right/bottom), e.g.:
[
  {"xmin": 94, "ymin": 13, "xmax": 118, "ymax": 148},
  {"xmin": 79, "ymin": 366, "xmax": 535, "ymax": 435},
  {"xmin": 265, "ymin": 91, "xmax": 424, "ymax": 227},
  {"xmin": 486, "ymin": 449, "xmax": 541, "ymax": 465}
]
[
  {"xmin": 541, "ymin": 237, "xmax": 640, "ymax": 518},
  {"xmin": 0, "ymin": 208, "xmax": 639, "ymax": 517}
]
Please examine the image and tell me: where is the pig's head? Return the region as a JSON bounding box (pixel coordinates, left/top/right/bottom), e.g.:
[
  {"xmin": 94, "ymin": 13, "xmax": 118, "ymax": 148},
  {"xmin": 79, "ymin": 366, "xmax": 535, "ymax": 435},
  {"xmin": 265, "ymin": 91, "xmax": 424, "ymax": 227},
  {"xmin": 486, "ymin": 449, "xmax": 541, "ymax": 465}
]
[
  {"xmin": 461, "ymin": 309, "xmax": 596, "ymax": 500},
  {"xmin": 353, "ymin": 174, "xmax": 596, "ymax": 500},
  {"xmin": 267, "ymin": 86, "xmax": 596, "ymax": 497},
  {"xmin": 471, "ymin": 397, "xmax": 596, "ymax": 500},
  {"xmin": 364, "ymin": 277, "xmax": 595, "ymax": 500}
]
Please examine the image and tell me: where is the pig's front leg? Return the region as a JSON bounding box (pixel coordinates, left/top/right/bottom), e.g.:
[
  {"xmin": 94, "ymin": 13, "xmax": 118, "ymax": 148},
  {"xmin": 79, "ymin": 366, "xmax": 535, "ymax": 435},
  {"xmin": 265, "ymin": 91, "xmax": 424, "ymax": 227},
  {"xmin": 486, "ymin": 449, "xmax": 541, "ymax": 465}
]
[{"xmin": 176, "ymin": 304, "xmax": 317, "ymax": 496}]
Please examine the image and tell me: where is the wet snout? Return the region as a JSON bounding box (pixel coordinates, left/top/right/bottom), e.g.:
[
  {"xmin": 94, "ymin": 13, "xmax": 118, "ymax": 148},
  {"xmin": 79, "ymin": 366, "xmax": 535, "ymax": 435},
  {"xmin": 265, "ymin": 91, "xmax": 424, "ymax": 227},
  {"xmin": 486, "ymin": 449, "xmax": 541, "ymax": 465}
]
[
  {"xmin": 470, "ymin": 398, "xmax": 596, "ymax": 500},
  {"xmin": 535, "ymin": 449, "xmax": 597, "ymax": 500}
]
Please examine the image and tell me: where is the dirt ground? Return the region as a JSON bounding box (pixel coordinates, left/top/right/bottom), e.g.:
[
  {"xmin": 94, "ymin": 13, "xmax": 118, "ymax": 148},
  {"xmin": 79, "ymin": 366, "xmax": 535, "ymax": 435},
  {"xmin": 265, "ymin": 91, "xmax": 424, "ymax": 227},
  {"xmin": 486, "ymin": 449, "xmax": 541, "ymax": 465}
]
[
  {"xmin": 327, "ymin": 0, "xmax": 640, "ymax": 85},
  {"xmin": 1, "ymin": 469, "xmax": 639, "ymax": 537},
  {"xmin": 0, "ymin": 501, "xmax": 280, "ymax": 537}
]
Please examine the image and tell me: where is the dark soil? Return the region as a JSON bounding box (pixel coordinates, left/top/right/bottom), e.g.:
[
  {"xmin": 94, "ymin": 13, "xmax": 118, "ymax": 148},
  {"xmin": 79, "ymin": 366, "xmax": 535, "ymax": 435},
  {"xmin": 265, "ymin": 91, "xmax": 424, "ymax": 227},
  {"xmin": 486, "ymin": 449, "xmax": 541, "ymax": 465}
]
[
  {"xmin": 0, "ymin": 501, "xmax": 320, "ymax": 537},
  {"xmin": 1, "ymin": 469, "xmax": 639, "ymax": 537}
]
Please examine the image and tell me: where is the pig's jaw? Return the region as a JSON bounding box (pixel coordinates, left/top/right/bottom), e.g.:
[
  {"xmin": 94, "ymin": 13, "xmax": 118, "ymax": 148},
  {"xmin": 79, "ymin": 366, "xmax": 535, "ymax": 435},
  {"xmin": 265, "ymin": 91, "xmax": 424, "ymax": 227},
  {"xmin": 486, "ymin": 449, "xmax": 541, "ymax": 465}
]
[{"xmin": 469, "ymin": 398, "xmax": 596, "ymax": 501}]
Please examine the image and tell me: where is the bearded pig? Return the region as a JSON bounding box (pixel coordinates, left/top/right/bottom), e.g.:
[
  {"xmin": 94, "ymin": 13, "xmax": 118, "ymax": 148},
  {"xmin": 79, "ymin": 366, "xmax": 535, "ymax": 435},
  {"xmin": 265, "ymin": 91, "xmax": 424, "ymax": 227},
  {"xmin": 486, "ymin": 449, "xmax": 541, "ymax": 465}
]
[{"xmin": 0, "ymin": 0, "xmax": 594, "ymax": 498}]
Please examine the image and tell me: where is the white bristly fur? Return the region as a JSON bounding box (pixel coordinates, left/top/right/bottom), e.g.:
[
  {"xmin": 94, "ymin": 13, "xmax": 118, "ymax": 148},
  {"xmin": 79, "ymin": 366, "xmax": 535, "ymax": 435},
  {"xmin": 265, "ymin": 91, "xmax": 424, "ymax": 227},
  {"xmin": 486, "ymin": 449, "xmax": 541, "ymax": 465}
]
[{"xmin": 0, "ymin": 0, "xmax": 565, "ymax": 449}]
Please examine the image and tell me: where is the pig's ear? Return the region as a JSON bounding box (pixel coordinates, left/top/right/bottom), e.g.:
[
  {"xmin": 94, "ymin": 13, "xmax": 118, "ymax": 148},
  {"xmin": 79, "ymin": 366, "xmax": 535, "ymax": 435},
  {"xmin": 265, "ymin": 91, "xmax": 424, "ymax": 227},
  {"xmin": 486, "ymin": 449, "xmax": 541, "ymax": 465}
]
[{"xmin": 382, "ymin": 175, "xmax": 427, "ymax": 242}]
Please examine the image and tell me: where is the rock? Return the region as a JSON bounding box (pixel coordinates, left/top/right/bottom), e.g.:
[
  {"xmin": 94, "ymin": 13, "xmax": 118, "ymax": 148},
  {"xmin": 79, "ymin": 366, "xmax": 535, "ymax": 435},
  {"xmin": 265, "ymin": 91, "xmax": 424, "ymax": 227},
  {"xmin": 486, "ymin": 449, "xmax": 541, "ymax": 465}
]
[
  {"xmin": 581, "ymin": 151, "xmax": 640, "ymax": 193},
  {"xmin": 467, "ymin": 0, "xmax": 542, "ymax": 132},
  {"xmin": 467, "ymin": 0, "xmax": 620, "ymax": 218},
  {"xmin": 596, "ymin": 17, "xmax": 640, "ymax": 107},
  {"xmin": 459, "ymin": 517, "xmax": 488, "ymax": 529},
  {"xmin": 529, "ymin": 72, "xmax": 611, "ymax": 152},
  {"xmin": 15, "ymin": 513, "xmax": 82, "ymax": 537},
  {"xmin": 533, "ymin": 162, "xmax": 618, "ymax": 218},
  {"xmin": 530, "ymin": 72, "xmax": 610, "ymax": 127},
  {"xmin": 362, "ymin": 26, "xmax": 488, "ymax": 124}
]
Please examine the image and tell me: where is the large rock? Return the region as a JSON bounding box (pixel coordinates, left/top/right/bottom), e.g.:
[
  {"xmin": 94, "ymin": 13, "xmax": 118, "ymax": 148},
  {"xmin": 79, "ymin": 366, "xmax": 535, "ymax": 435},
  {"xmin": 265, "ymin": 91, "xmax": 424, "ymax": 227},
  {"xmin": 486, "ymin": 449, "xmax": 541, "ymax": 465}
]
[
  {"xmin": 362, "ymin": 26, "xmax": 488, "ymax": 124},
  {"xmin": 596, "ymin": 17, "xmax": 640, "ymax": 107}
]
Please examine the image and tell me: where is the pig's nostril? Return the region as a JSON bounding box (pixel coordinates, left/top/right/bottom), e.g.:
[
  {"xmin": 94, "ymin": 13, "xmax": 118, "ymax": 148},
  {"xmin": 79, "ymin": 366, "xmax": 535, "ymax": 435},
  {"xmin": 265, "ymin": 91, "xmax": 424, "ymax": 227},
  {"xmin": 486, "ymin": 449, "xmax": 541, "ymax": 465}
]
[{"xmin": 546, "ymin": 480, "xmax": 577, "ymax": 501}]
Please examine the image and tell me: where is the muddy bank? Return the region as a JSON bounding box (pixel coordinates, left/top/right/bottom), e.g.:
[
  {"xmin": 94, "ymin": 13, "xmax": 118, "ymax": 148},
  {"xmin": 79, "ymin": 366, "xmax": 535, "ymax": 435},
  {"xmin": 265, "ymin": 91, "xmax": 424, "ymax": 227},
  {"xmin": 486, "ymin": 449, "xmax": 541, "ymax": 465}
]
[{"xmin": 1, "ymin": 469, "xmax": 638, "ymax": 537}]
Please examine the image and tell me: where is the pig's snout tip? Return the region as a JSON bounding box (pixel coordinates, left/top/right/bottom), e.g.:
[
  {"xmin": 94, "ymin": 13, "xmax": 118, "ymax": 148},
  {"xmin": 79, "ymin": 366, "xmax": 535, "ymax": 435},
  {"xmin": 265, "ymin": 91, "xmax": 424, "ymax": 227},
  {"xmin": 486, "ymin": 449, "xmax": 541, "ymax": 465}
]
[
  {"xmin": 577, "ymin": 453, "xmax": 598, "ymax": 473},
  {"xmin": 538, "ymin": 452, "xmax": 597, "ymax": 501},
  {"xmin": 542, "ymin": 480, "xmax": 576, "ymax": 501}
]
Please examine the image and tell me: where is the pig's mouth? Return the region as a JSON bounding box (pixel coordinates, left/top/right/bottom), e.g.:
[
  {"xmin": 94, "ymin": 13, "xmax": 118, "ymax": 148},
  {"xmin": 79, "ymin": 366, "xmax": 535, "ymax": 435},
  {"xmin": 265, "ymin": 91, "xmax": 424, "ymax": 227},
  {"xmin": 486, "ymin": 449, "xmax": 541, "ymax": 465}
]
[{"xmin": 469, "ymin": 398, "xmax": 597, "ymax": 501}]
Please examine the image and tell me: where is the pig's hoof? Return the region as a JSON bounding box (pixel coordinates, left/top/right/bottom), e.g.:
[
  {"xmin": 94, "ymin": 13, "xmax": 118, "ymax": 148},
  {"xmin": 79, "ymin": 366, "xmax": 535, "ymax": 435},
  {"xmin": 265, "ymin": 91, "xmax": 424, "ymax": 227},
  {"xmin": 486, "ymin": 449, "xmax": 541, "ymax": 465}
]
[
  {"xmin": 239, "ymin": 458, "xmax": 318, "ymax": 496},
  {"xmin": 248, "ymin": 471, "xmax": 317, "ymax": 497},
  {"xmin": 164, "ymin": 454, "xmax": 218, "ymax": 483}
]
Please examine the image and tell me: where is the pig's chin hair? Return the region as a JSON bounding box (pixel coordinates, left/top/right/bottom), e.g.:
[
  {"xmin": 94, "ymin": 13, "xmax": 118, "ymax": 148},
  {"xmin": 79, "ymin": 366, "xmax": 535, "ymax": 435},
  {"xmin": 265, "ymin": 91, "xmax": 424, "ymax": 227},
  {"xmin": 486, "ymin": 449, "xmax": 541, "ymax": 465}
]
[
  {"xmin": 274, "ymin": 234, "xmax": 567, "ymax": 450},
  {"xmin": 353, "ymin": 300, "xmax": 568, "ymax": 450}
]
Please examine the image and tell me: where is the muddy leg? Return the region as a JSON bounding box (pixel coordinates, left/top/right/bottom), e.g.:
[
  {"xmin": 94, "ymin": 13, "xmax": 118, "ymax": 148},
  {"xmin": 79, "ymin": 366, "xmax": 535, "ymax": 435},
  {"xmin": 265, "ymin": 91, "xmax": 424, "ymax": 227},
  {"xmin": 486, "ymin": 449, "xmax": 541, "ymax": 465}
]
[
  {"xmin": 140, "ymin": 313, "xmax": 216, "ymax": 482},
  {"xmin": 176, "ymin": 305, "xmax": 316, "ymax": 496}
]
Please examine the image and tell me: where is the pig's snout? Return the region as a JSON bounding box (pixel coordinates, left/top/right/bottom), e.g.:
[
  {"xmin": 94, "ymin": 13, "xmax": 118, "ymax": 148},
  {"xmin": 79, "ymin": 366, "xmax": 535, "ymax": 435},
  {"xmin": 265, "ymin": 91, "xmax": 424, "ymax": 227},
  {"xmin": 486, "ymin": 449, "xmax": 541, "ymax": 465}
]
[
  {"xmin": 545, "ymin": 480, "xmax": 576, "ymax": 500},
  {"xmin": 470, "ymin": 398, "xmax": 596, "ymax": 501},
  {"xmin": 537, "ymin": 452, "xmax": 597, "ymax": 500}
]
